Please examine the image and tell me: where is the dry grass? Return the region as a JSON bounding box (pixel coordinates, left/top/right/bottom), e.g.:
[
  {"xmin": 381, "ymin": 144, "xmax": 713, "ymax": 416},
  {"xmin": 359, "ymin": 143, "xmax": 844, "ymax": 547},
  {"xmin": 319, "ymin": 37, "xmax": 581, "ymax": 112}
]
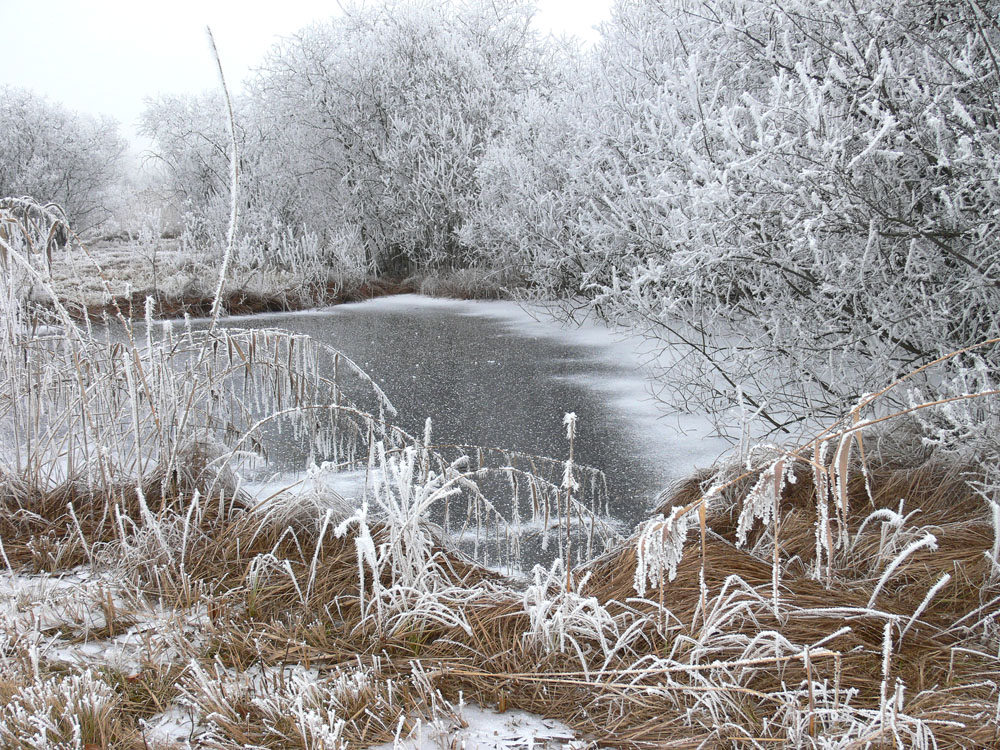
[{"xmin": 3, "ymin": 432, "xmax": 996, "ymax": 747}]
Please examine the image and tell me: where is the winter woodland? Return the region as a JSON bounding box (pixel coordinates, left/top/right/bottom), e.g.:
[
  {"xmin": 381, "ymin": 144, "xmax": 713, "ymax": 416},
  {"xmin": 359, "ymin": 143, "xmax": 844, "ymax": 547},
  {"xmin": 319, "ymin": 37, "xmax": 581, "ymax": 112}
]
[{"xmin": 2, "ymin": 0, "xmax": 1000, "ymax": 747}]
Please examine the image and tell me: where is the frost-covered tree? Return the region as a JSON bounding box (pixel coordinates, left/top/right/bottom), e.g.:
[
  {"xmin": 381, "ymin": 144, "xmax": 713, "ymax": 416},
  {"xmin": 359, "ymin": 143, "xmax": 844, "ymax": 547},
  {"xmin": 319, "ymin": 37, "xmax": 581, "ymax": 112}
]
[
  {"xmin": 0, "ymin": 87, "xmax": 127, "ymax": 231},
  {"xmin": 253, "ymin": 0, "xmax": 554, "ymax": 274},
  {"xmin": 140, "ymin": 93, "xmax": 237, "ymax": 249},
  {"xmin": 141, "ymin": 1, "xmax": 555, "ymax": 277},
  {"xmin": 140, "ymin": 94, "xmax": 230, "ymax": 212},
  {"xmin": 485, "ymin": 0, "xmax": 1000, "ymax": 438},
  {"xmin": 462, "ymin": 41, "xmax": 597, "ymax": 293},
  {"xmin": 141, "ymin": 92, "xmax": 311, "ymax": 265}
]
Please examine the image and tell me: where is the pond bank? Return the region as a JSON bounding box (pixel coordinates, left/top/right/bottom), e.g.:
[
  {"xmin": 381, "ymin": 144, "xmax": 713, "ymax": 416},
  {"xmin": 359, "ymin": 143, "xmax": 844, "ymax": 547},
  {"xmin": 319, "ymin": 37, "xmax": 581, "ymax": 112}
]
[
  {"xmin": 45, "ymin": 239, "xmax": 519, "ymax": 321},
  {"xmin": 74, "ymin": 275, "xmax": 421, "ymax": 320}
]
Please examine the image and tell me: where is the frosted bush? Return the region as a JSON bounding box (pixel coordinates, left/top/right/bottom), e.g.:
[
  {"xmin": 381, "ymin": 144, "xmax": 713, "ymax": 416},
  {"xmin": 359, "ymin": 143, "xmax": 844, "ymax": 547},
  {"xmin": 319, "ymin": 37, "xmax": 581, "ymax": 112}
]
[{"xmin": 334, "ymin": 441, "xmax": 501, "ymax": 635}]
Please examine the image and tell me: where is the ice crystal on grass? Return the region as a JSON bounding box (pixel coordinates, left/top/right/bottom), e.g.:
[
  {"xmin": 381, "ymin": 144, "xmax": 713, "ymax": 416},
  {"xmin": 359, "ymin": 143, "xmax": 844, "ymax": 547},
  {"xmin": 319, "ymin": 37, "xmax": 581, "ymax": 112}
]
[
  {"xmin": 735, "ymin": 454, "xmax": 789, "ymax": 548},
  {"xmin": 633, "ymin": 504, "xmax": 695, "ymax": 596},
  {"xmin": 867, "ymin": 532, "xmax": 938, "ymax": 609},
  {"xmin": 0, "ymin": 670, "xmax": 120, "ymax": 750},
  {"xmin": 523, "ymin": 561, "xmax": 617, "ymax": 670}
]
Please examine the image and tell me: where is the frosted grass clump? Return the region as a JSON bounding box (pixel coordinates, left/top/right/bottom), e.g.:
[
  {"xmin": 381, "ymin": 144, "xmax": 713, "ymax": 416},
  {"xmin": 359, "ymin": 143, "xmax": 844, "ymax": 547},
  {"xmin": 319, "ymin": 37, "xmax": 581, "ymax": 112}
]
[
  {"xmin": 334, "ymin": 441, "xmax": 510, "ymax": 636},
  {"xmin": 0, "ymin": 670, "xmax": 119, "ymax": 750},
  {"xmin": 365, "ymin": 441, "xmax": 465, "ymax": 589},
  {"xmin": 184, "ymin": 662, "xmax": 349, "ymax": 749},
  {"xmin": 181, "ymin": 660, "xmax": 424, "ymax": 748},
  {"xmin": 633, "ymin": 504, "xmax": 695, "ymax": 596},
  {"xmin": 522, "ymin": 561, "xmax": 618, "ymax": 669}
]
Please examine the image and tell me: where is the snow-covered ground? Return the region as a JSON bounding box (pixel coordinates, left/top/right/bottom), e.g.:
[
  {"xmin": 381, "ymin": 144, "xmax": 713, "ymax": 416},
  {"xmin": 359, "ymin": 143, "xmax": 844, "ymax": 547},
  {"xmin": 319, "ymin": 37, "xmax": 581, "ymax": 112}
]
[
  {"xmin": 0, "ymin": 566, "xmax": 588, "ymax": 748},
  {"xmin": 0, "ymin": 567, "xmax": 210, "ymax": 673},
  {"xmin": 371, "ymin": 702, "xmax": 584, "ymax": 749}
]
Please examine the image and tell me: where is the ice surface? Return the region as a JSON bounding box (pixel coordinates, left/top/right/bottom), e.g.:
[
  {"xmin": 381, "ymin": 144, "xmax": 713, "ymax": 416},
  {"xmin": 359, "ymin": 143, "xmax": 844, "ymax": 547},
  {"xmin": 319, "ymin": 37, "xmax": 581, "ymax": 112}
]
[
  {"xmin": 221, "ymin": 295, "xmax": 730, "ymax": 482},
  {"xmin": 215, "ymin": 294, "xmax": 732, "ymax": 548},
  {"xmin": 330, "ymin": 295, "xmax": 730, "ymax": 477},
  {"xmin": 243, "ymin": 467, "xmax": 369, "ymax": 506}
]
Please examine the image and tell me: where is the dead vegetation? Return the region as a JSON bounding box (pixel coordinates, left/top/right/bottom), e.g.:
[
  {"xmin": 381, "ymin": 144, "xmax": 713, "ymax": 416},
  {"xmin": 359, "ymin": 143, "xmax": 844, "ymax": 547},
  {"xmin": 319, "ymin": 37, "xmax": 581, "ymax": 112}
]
[{"xmin": 2, "ymin": 436, "xmax": 998, "ymax": 748}]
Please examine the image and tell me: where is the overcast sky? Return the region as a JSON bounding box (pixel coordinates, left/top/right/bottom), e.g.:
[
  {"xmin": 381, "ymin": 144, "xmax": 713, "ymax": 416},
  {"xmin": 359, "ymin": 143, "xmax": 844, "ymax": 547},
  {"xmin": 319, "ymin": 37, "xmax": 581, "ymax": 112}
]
[{"xmin": 0, "ymin": 0, "xmax": 611, "ymax": 146}]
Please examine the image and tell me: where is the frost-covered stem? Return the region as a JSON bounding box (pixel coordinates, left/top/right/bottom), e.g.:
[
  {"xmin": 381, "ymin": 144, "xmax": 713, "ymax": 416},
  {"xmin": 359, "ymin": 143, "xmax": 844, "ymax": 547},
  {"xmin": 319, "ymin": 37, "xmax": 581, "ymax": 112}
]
[
  {"xmin": 987, "ymin": 497, "xmax": 1000, "ymax": 578},
  {"xmin": 832, "ymin": 434, "xmax": 853, "ymax": 550},
  {"xmin": 812, "ymin": 442, "xmax": 834, "ymax": 586},
  {"xmin": 772, "ymin": 477, "xmax": 780, "ymax": 616},
  {"xmin": 880, "ymin": 620, "xmax": 894, "ymax": 737},
  {"xmin": 901, "ymin": 572, "xmax": 952, "ymax": 639},
  {"xmin": 207, "ymin": 26, "xmax": 239, "ymax": 333},
  {"xmin": 0, "ymin": 535, "xmax": 13, "ymax": 575},
  {"xmin": 123, "ymin": 363, "xmax": 143, "ymax": 480},
  {"xmin": 421, "ymin": 417, "xmax": 432, "ymax": 484},
  {"xmin": 804, "ymin": 645, "xmax": 816, "ymax": 737},
  {"xmin": 67, "ymin": 502, "xmax": 93, "ymax": 569},
  {"xmin": 144, "ymin": 295, "xmax": 155, "ymax": 354},
  {"xmin": 833, "ymin": 652, "xmax": 842, "ymax": 713},
  {"xmin": 698, "ymin": 494, "xmax": 708, "ymax": 619},
  {"xmin": 563, "ymin": 412, "xmax": 577, "ymax": 592},
  {"xmin": 867, "ymin": 533, "xmax": 938, "ymax": 608},
  {"xmin": 306, "ymin": 508, "xmax": 335, "ymax": 605}
]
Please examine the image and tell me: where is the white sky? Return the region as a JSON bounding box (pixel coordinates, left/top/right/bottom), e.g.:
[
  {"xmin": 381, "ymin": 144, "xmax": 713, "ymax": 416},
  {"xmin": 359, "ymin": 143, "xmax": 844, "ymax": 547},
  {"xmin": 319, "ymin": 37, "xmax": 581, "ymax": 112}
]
[{"xmin": 0, "ymin": 0, "xmax": 611, "ymax": 146}]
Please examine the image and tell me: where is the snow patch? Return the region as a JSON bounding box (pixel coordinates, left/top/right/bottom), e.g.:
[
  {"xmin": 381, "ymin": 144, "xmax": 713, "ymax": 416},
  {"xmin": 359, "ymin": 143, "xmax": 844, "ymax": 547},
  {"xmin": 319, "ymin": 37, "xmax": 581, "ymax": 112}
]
[
  {"xmin": 141, "ymin": 705, "xmax": 199, "ymax": 744},
  {"xmin": 373, "ymin": 701, "xmax": 585, "ymax": 750}
]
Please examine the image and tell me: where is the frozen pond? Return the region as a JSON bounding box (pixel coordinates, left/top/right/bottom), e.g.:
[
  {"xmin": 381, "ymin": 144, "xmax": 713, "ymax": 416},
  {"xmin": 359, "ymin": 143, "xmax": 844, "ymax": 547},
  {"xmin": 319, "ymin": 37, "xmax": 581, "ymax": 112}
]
[{"xmin": 220, "ymin": 295, "xmax": 729, "ymax": 533}]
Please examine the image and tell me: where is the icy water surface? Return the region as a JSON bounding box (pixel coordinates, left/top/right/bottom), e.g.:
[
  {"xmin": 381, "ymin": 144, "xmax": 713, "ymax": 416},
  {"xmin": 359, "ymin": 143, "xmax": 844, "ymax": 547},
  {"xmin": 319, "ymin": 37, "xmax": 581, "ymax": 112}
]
[{"xmin": 222, "ymin": 295, "xmax": 728, "ymax": 534}]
